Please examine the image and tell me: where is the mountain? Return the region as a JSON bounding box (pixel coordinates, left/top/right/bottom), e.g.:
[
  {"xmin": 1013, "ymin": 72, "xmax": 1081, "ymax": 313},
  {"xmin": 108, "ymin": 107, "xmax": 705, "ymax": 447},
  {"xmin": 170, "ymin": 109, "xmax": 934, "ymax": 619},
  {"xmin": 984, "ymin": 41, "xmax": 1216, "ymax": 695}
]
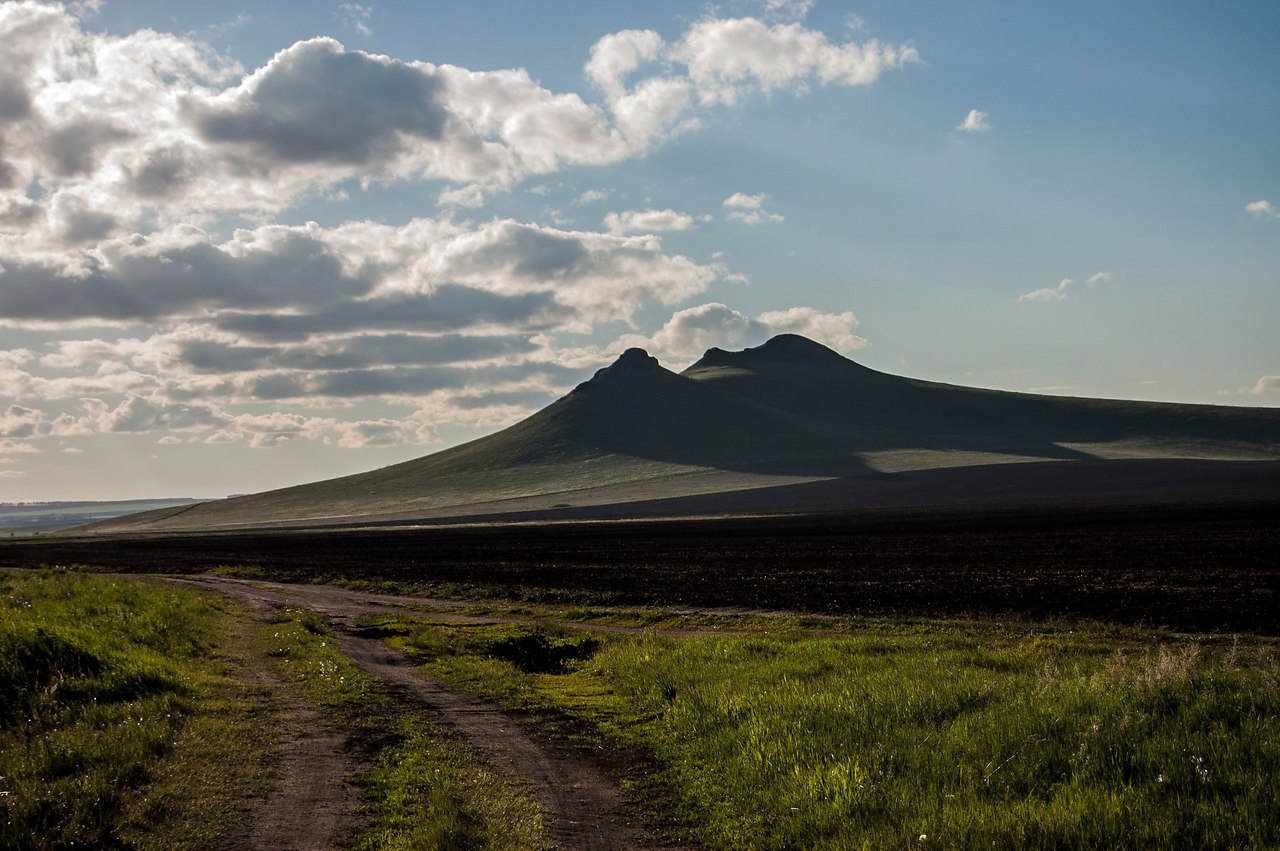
[{"xmin": 86, "ymin": 335, "xmax": 1280, "ymax": 532}]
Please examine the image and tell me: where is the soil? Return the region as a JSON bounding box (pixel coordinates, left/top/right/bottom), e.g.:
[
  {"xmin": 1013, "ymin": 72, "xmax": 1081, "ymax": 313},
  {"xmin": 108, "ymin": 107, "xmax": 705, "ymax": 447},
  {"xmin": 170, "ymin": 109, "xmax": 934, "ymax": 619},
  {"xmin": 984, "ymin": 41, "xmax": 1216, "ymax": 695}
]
[
  {"xmin": 9, "ymin": 498, "xmax": 1279, "ymax": 634},
  {"xmin": 200, "ymin": 582, "xmax": 365, "ymax": 851},
  {"xmin": 176, "ymin": 575, "xmax": 676, "ymax": 851}
]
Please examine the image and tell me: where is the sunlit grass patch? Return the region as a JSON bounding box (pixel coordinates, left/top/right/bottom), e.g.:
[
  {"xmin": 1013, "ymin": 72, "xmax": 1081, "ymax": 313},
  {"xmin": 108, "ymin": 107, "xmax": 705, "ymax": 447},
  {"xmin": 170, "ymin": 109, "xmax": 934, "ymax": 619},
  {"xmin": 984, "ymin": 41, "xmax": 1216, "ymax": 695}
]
[{"xmin": 382, "ymin": 612, "xmax": 1280, "ymax": 850}]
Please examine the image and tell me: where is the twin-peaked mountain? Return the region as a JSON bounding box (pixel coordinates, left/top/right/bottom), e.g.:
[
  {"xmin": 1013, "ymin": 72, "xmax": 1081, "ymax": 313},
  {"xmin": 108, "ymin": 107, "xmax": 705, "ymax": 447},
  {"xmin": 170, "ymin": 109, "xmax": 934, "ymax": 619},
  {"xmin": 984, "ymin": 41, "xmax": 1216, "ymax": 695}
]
[{"xmin": 92, "ymin": 334, "xmax": 1280, "ymax": 532}]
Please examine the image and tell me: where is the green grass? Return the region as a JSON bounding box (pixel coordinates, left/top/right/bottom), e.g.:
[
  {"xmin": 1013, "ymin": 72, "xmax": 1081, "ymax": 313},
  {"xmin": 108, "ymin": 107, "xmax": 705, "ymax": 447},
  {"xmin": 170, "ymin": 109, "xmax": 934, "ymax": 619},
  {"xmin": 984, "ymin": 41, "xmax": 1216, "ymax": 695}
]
[
  {"xmin": 0, "ymin": 570, "xmax": 549, "ymax": 850},
  {"xmin": 376, "ymin": 614, "xmax": 1280, "ymax": 850},
  {"xmin": 262, "ymin": 606, "xmax": 549, "ymax": 850},
  {"xmin": 0, "ymin": 569, "xmax": 274, "ymax": 850}
]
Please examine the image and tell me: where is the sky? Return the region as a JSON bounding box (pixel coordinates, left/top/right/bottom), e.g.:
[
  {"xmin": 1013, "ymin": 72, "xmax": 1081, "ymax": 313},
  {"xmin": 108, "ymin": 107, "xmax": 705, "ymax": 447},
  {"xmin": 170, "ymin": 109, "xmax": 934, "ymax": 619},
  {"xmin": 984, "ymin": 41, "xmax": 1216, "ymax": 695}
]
[{"xmin": 0, "ymin": 0, "xmax": 1277, "ymax": 501}]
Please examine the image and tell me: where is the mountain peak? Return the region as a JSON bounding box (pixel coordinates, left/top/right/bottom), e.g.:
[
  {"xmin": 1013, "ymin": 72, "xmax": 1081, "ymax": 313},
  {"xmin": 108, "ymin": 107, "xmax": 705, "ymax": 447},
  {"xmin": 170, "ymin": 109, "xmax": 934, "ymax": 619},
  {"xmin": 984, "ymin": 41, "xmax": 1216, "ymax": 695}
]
[
  {"xmin": 755, "ymin": 334, "xmax": 843, "ymax": 359},
  {"xmin": 692, "ymin": 334, "xmax": 851, "ymax": 370},
  {"xmin": 576, "ymin": 347, "xmax": 667, "ymax": 391}
]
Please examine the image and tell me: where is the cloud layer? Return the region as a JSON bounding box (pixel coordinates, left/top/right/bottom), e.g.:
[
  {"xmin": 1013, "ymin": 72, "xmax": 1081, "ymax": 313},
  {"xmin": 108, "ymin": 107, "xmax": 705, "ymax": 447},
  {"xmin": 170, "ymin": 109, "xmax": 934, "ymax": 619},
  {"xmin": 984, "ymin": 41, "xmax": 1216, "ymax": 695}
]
[{"xmin": 0, "ymin": 3, "xmax": 910, "ymax": 458}]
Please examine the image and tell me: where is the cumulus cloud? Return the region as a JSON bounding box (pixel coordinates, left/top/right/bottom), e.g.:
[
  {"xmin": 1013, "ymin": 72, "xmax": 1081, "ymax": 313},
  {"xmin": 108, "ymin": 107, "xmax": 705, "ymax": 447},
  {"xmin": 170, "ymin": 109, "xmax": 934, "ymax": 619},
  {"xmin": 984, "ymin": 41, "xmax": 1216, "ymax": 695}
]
[
  {"xmin": 0, "ymin": 4, "xmax": 918, "ymax": 455},
  {"xmin": 585, "ymin": 29, "xmax": 664, "ymax": 100},
  {"xmin": 1248, "ymin": 376, "xmax": 1280, "ymax": 396},
  {"xmin": 956, "ymin": 108, "xmax": 990, "ymax": 133},
  {"xmin": 670, "ymin": 17, "xmax": 919, "ymax": 107},
  {"xmin": 756, "ymin": 306, "xmax": 869, "ymax": 352},
  {"xmin": 0, "ymin": 438, "xmax": 41, "ymax": 454},
  {"xmin": 0, "ymin": 4, "xmax": 917, "ymax": 248},
  {"xmin": 603, "ymin": 208, "xmax": 698, "ymax": 234},
  {"xmin": 1245, "ymin": 200, "xmax": 1278, "ymax": 220},
  {"xmin": 1218, "ymin": 376, "xmax": 1280, "ymax": 399},
  {"xmin": 582, "ymin": 13, "xmax": 918, "ymax": 151},
  {"xmin": 612, "ymin": 302, "xmax": 867, "ymax": 362},
  {"xmin": 723, "ymin": 192, "xmax": 784, "ymax": 224},
  {"xmin": 0, "ymin": 216, "xmax": 717, "ymax": 329},
  {"xmin": 0, "ymin": 405, "xmax": 44, "ymax": 438},
  {"xmin": 0, "ymin": 207, "xmax": 723, "ymax": 445}
]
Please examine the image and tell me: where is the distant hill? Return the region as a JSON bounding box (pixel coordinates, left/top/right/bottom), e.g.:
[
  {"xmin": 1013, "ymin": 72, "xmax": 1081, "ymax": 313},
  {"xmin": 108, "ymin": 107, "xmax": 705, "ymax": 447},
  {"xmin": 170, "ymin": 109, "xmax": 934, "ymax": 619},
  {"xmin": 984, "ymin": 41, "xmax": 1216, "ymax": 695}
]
[
  {"xmin": 0, "ymin": 499, "xmax": 209, "ymax": 535},
  {"xmin": 85, "ymin": 335, "xmax": 1280, "ymax": 532}
]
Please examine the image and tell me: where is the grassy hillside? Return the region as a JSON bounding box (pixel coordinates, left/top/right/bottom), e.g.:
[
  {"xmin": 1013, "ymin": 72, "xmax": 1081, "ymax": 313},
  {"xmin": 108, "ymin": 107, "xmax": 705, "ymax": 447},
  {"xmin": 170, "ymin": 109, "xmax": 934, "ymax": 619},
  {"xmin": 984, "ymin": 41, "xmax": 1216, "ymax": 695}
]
[{"xmin": 86, "ymin": 335, "xmax": 1280, "ymax": 532}]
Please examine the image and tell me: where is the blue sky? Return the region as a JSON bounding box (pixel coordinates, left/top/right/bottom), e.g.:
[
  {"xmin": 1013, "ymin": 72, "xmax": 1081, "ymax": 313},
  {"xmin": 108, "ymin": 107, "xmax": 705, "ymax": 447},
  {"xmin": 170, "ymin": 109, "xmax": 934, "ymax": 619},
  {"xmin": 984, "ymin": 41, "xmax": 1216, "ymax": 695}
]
[{"xmin": 0, "ymin": 0, "xmax": 1276, "ymax": 501}]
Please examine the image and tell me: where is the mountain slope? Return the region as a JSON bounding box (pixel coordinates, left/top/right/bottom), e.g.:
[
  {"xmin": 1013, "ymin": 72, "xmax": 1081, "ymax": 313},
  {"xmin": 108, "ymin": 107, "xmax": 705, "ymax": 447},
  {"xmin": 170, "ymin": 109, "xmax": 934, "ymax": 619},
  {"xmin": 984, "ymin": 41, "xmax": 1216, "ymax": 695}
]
[
  {"xmin": 88, "ymin": 335, "xmax": 1280, "ymax": 532},
  {"xmin": 685, "ymin": 335, "xmax": 1280, "ymax": 463}
]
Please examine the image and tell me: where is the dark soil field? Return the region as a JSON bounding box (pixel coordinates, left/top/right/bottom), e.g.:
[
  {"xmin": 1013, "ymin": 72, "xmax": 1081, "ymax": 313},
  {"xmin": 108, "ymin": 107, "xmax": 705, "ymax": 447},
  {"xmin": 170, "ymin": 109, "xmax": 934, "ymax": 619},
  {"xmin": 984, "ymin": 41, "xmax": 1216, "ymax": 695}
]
[{"xmin": 5, "ymin": 496, "xmax": 1277, "ymax": 635}]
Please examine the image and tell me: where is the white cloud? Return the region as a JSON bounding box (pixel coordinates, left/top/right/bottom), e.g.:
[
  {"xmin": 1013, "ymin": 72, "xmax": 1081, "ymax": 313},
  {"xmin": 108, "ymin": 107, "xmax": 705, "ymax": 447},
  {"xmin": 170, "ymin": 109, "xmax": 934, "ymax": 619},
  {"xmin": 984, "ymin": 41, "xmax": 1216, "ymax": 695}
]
[
  {"xmin": 1245, "ymin": 376, "xmax": 1280, "ymax": 396},
  {"xmin": 0, "ymin": 404, "xmax": 43, "ymax": 438},
  {"xmin": 611, "ymin": 302, "xmax": 867, "ymax": 362},
  {"xmin": 1018, "ymin": 278, "xmax": 1072, "ymax": 303},
  {"xmin": 1018, "ymin": 271, "xmax": 1110, "ymax": 303},
  {"xmin": 0, "ymin": 6, "xmax": 918, "ymax": 255},
  {"xmin": 0, "ymin": 438, "xmax": 40, "ymax": 454},
  {"xmin": 729, "ymin": 209, "xmax": 785, "ymax": 224},
  {"xmin": 1245, "ymin": 200, "xmax": 1279, "ymax": 220},
  {"xmin": 670, "ymin": 17, "xmax": 920, "ymax": 107},
  {"xmin": 338, "ymin": 3, "xmax": 374, "ymax": 37},
  {"xmin": 756, "ymin": 306, "xmax": 868, "ymax": 352},
  {"xmin": 956, "ymin": 108, "xmax": 990, "ymax": 133},
  {"xmin": 1218, "ymin": 375, "xmax": 1280, "ymax": 399},
  {"xmin": 0, "ymin": 216, "xmax": 718, "ymax": 330},
  {"xmin": 723, "ymin": 192, "xmax": 784, "ymax": 224},
  {"xmin": 603, "ymin": 208, "xmax": 697, "ymax": 235},
  {"xmin": 0, "ymin": 6, "xmax": 920, "ymax": 455},
  {"xmin": 723, "ymin": 192, "xmax": 766, "ymax": 209},
  {"xmin": 763, "ymin": 0, "xmax": 816, "ymax": 23},
  {"xmin": 585, "ymin": 29, "xmax": 664, "ymax": 99},
  {"xmin": 0, "ymin": 212, "xmax": 723, "ymax": 442},
  {"xmin": 438, "ymin": 184, "xmax": 487, "ymax": 207},
  {"xmin": 574, "ymin": 188, "xmax": 610, "ymax": 206}
]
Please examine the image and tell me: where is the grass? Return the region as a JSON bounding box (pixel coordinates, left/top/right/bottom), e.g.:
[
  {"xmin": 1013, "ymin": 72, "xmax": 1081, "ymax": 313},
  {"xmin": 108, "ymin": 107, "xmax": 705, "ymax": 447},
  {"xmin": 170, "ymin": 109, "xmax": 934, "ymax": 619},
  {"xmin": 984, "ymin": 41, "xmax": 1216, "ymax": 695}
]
[
  {"xmin": 0, "ymin": 569, "xmax": 548, "ymax": 850},
  {"xmin": 262, "ymin": 606, "xmax": 549, "ymax": 850},
  {"xmin": 0, "ymin": 568, "xmax": 274, "ymax": 850},
  {"xmin": 373, "ymin": 613, "xmax": 1280, "ymax": 850}
]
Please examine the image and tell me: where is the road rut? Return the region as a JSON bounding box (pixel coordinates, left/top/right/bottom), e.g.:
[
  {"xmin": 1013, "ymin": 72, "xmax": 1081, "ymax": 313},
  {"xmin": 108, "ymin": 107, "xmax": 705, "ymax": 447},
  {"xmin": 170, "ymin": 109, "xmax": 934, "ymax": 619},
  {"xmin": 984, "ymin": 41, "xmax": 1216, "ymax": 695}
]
[{"xmin": 177, "ymin": 575, "xmax": 671, "ymax": 851}]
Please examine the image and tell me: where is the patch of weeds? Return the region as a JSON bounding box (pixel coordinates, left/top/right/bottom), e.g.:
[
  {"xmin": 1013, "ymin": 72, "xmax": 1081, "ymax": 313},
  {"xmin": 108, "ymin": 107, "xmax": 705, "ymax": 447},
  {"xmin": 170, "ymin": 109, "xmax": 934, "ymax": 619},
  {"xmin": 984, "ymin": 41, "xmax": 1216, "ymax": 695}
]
[
  {"xmin": 352, "ymin": 715, "xmax": 547, "ymax": 851},
  {"xmin": 488, "ymin": 632, "xmax": 600, "ymax": 674},
  {"xmin": 206, "ymin": 563, "xmax": 266, "ymax": 579}
]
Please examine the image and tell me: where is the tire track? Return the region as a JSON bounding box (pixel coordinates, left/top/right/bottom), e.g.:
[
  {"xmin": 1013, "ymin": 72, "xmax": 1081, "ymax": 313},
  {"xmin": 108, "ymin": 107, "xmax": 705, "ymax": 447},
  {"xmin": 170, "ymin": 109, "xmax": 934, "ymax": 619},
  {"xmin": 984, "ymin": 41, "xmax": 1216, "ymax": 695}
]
[{"xmin": 177, "ymin": 575, "xmax": 676, "ymax": 851}]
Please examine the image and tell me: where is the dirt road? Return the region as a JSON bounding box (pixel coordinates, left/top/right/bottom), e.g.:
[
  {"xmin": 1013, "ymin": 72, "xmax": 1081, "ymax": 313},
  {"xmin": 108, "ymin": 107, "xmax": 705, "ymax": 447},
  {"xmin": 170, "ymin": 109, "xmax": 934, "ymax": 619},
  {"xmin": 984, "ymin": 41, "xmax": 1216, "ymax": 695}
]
[{"xmin": 177, "ymin": 575, "xmax": 670, "ymax": 851}]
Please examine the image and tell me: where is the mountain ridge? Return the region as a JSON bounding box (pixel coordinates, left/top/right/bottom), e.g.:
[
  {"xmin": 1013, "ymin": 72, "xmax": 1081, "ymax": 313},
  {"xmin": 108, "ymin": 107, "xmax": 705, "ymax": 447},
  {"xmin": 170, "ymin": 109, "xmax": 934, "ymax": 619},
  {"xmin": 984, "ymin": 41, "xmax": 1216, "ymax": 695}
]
[{"xmin": 84, "ymin": 335, "xmax": 1280, "ymax": 532}]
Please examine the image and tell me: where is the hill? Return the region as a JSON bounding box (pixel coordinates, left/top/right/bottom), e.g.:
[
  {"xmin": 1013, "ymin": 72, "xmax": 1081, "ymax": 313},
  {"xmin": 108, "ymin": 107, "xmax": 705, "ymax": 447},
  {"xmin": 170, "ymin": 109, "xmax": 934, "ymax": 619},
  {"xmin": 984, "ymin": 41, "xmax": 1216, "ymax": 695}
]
[{"xmin": 85, "ymin": 335, "xmax": 1280, "ymax": 532}]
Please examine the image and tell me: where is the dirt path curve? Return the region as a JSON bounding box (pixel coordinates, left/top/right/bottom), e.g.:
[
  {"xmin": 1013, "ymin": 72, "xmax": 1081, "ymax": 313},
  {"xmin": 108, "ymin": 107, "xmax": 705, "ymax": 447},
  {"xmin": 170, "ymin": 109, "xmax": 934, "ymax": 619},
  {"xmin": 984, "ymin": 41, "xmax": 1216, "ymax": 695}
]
[{"xmin": 174, "ymin": 575, "xmax": 676, "ymax": 851}]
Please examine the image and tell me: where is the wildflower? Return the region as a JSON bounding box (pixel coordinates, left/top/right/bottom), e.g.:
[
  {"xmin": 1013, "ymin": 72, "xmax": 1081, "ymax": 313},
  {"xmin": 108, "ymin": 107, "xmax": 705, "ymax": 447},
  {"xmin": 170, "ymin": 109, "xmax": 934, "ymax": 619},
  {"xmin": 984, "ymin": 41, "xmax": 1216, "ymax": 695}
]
[
  {"xmin": 919, "ymin": 834, "xmax": 928, "ymax": 842},
  {"xmin": 1157, "ymin": 773, "xmax": 1165, "ymax": 784}
]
